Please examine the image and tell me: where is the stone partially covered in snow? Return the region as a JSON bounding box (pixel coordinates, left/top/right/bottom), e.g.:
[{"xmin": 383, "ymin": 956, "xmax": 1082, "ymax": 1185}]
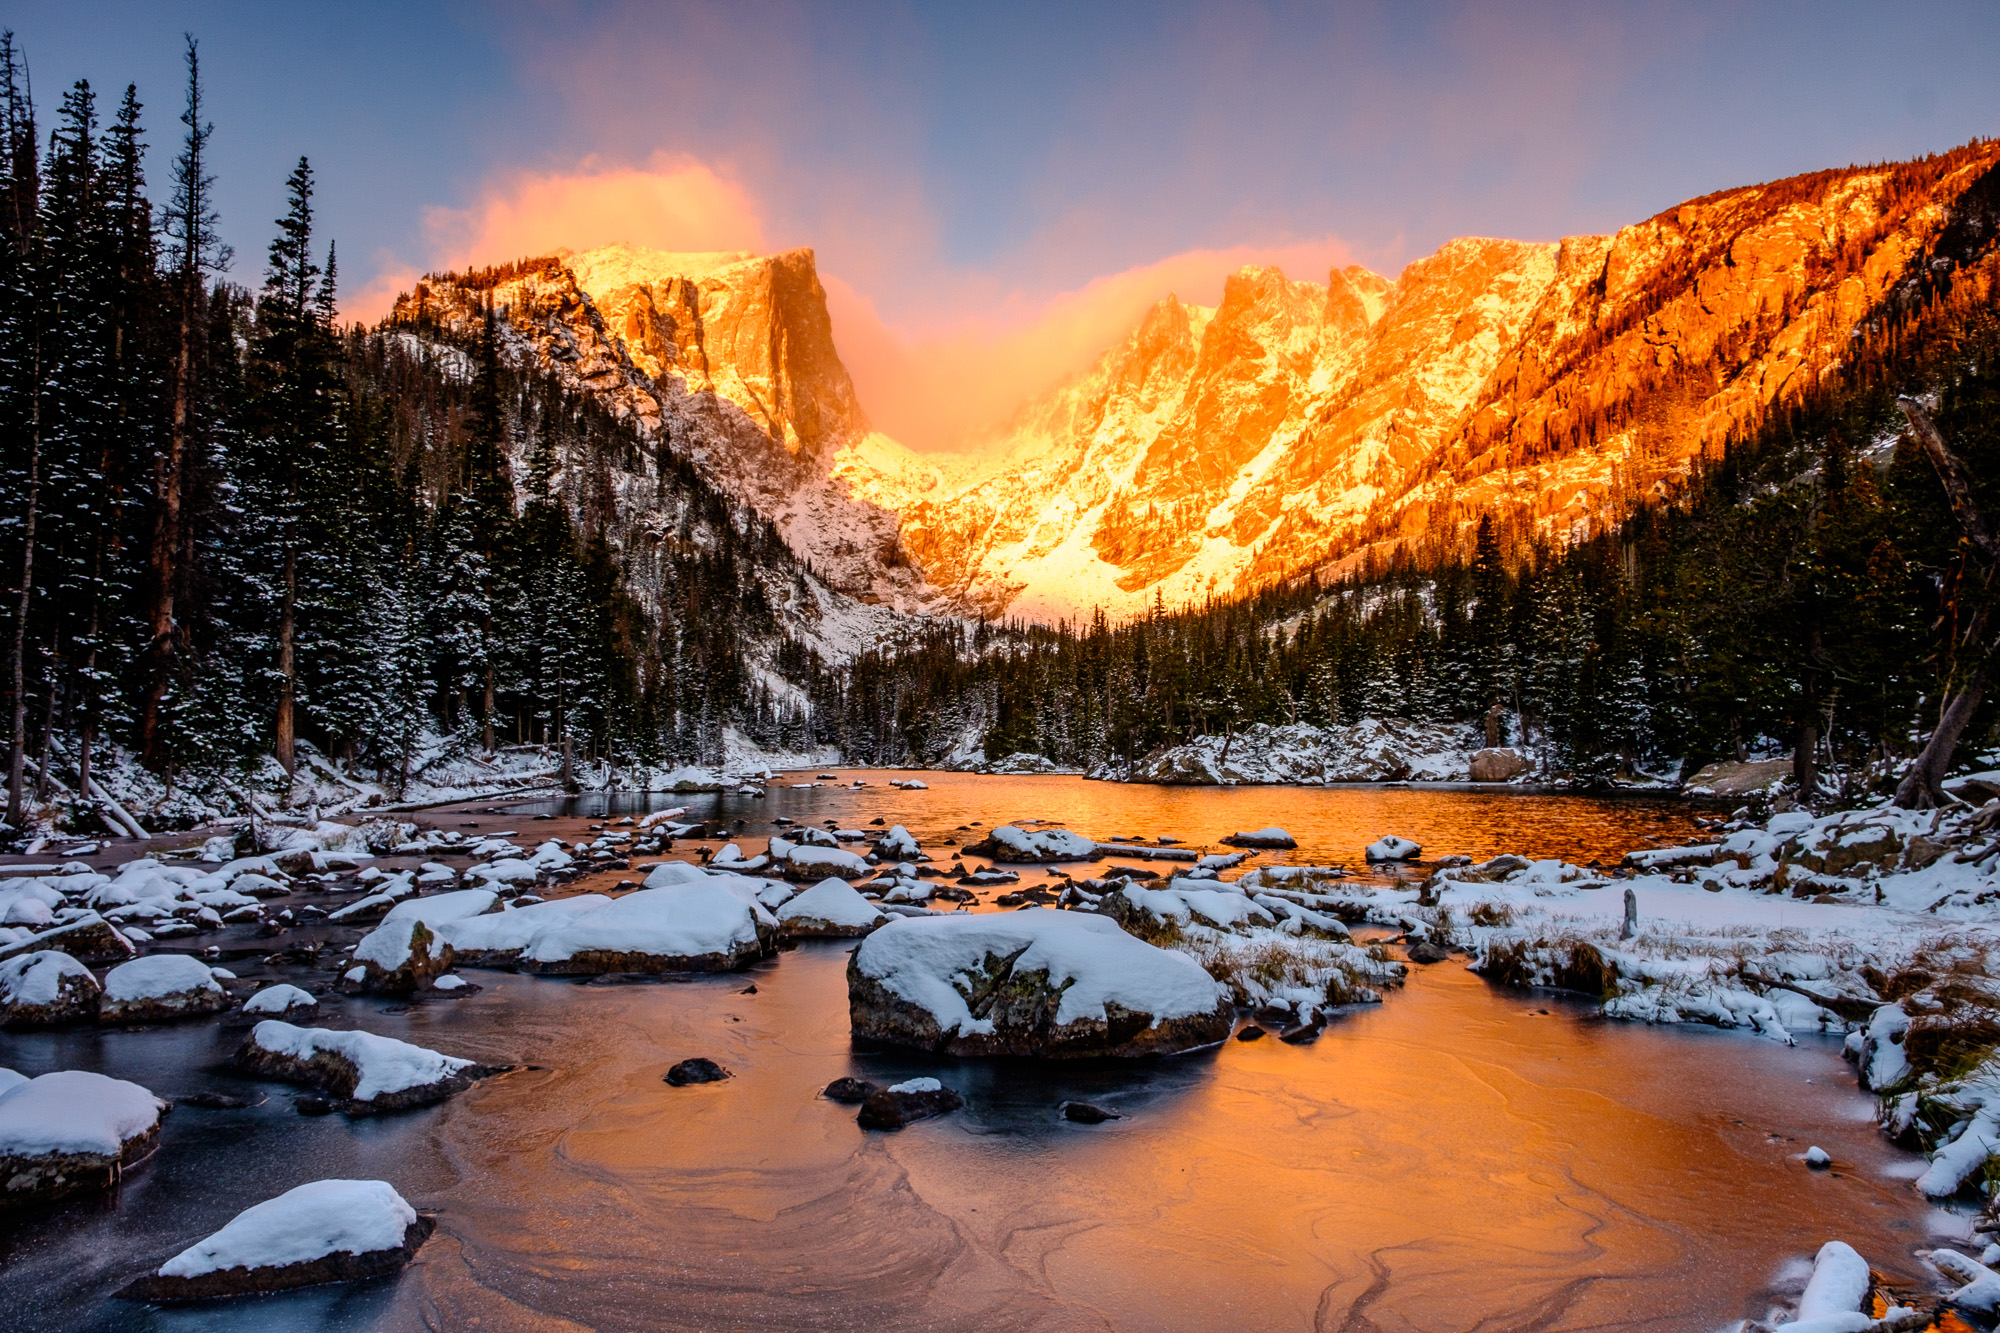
[
  {"xmin": 0, "ymin": 1070, "xmax": 166, "ymax": 1207},
  {"xmin": 848, "ymin": 908, "xmax": 1231, "ymax": 1058},
  {"xmin": 1365, "ymin": 835, "xmax": 1421, "ymax": 862},
  {"xmin": 1467, "ymin": 748, "xmax": 1531, "ymax": 783},
  {"xmin": 118, "ymin": 1179, "xmax": 434, "ymax": 1301},
  {"xmin": 960, "ymin": 826, "xmax": 1099, "ymax": 863},
  {"xmin": 348, "ymin": 919, "xmax": 454, "ymax": 994},
  {"xmin": 1221, "ymin": 827, "xmax": 1296, "ymax": 850},
  {"xmin": 856, "ymin": 1076, "xmax": 963, "ymax": 1130},
  {"xmin": 519, "ymin": 883, "xmax": 773, "ymax": 974},
  {"xmin": 99, "ymin": 953, "xmax": 229, "ymax": 1024},
  {"xmin": 433, "ymin": 894, "xmax": 610, "ymax": 968},
  {"xmin": 764, "ymin": 837, "xmax": 873, "ymax": 882},
  {"xmin": 0, "ymin": 912, "xmax": 136, "ymax": 967},
  {"xmin": 243, "ymin": 984, "xmax": 318, "ymax": 1018},
  {"xmin": 877, "ymin": 826, "xmax": 924, "ymax": 859},
  {"xmin": 777, "ymin": 877, "xmax": 889, "ymax": 939},
  {"xmin": 236, "ymin": 1021, "xmax": 498, "ymax": 1112},
  {"xmin": 0, "ymin": 950, "xmax": 101, "ymax": 1027}
]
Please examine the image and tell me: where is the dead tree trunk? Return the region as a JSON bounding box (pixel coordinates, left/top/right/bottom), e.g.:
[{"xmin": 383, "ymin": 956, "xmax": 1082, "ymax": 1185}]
[{"xmin": 1895, "ymin": 397, "xmax": 2000, "ymax": 809}]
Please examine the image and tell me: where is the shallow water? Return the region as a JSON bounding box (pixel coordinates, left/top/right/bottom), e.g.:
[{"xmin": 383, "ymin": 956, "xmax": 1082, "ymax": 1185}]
[{"xmin": 0, "ymin": 777, "xmax": 1960, "ymax": 1331}]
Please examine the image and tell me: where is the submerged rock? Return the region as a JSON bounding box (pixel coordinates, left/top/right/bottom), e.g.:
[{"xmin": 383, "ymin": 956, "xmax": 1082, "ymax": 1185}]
[
  {"xmin": 847, "ymin": 908, "xmax": 1231, "ymax": 1058},
  {"xmin": 664, "ymin": 1058, "xmax": 731, "ymax": 1086},
  {"xmin": 117, "ymin": 1179, "xmax": 434, "ymax": 1301},
  {"xmin": 1060, "ymin": 1101, "xmax": 1122, "ymax": 1124},
  {"xmin": 0, "ymin": 1069, "xmax": 166, "ymax": 1208},
  {"xmin": 0, "ymin": 950, "xmax": 102, "ymax": 1027},
  {"xmin": 99, "ymin": 954, "xmax": 230, "ymax": 1024},
  {"xmin": 857, "ymin": 1078, "xmax": 962, "ymax": 1130},
  {"xmin": 820, "ymin": 1077, "xmax": 879, "ymax": 1104}
]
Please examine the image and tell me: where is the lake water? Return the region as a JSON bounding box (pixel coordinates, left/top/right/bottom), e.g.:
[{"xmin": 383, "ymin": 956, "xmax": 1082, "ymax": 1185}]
[{"xmin": 0, "ymin": 774, "xmax": 1959, "ymax": 1331}]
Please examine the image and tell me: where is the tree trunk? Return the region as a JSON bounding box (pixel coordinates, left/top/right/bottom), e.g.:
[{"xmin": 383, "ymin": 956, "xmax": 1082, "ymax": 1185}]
[
  {"xmin": 1896, "ymin": 674, "xmax": 1986, "ymax": 809},
  {"xmin": 140, "ymin": 279, "xmax": 194, "ymax": 766},
  {"xmin": 274, "ymin": 545, "xmax": 296, "ymax": 781},
  {"xmin": 5, "ymin": 328, "xmax": 41, "ymax": 828},
  {"xmin": 1792, "ymin": 718, "xmax": 1818, "ymax": 800}
]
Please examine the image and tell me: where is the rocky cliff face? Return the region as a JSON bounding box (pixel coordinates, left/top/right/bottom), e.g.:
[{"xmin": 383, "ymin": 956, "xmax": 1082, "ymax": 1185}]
[{"xmin": 391, "ymin": 142, "xmax": 2000, "ymax": 623}]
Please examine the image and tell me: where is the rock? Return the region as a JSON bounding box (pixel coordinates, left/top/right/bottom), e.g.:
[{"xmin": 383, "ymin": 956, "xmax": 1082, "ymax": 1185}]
[
  {"xmin": 820, "ymin": 1077, "xmax": 879, "ymax": 1104},
  {"xmin": 432, "ymin": 893, "xmax": 612, "ymax": 968},
  {"xmin": 294, "ymin": 1096, "xmax": 334, "ymax": 1117},
  {"xmin": 958, "ymin": 826, "xmax": 1099, "ymax": 863},
  {"xmin": 857, "ymin": 1078, "xmax": 963, "ymax": 1130},
  {"xmin": 1406, "ymin": 940, "xmax": 1449, "ymax": 964},
  {"xmin": 0, "ymin": 913, "xmax": 137, "ymax": 967},
  {"xmin": 1683, "ymin": 758, "xmax": 1792, "ymax": 797},
  {"xmin": 847, "ymin": 908, "xmax": 1231, "ymax": 1058},
  {"xmin": 348, "ymin": 918, "xmax": 455, "ymax": 994},
  {"xmin": 99, "ymin": 954, "xmax": 230, "ymax": 1024},
  {"xmin": 1235, "ymin": 1024, "xmax": 1266, "ymax": 1041},
  {"xmin": 1804, "ymin": 1146, "xmax": 1831, "ymax": 1168},
  {"xmin": 664, "ymin": 1058, "xmax": 731, "ymax": 1086},
  {"xmin": 0, "ymin": 950, "xmax": 102, "ymax": 1027},
  {"xmin": 1904, "ymin": 834, "xmax": 1951, "ymax": 870},
  {"xmin": 1221, "ymin": 828, "xmax": 1297, "ymax": 849},
  {"xmin": 1278, "ymin": 1019, "xmax": 1323, "ymax": 1044},
  {"xmin": 1365, "ymin": 835, "xmax": 1421, "ymax": 861},
  {"xmin": 764, "ymin": 837, "xmax": 873, "ymax": 882},
  {"xmin": 117, "ymin": 1179, "xmax": 434, "ymax": 1301},
  {"xmin": 235, "ymin": 1020, "xmax": 499, "ymax": 1113},
  {"xmin": 242, "ymin": 983, "xmax": 319, "ymax": 1018},
  {"xmin": 1060, "ymin": 1101, "xmax": 1121, "ymax": 1123},
  {"xmin": 1468, "ymin": 748, "xmax": 1530, "ymax": 782},
  {"xmin": 177, "ymin": 1092, "xmax": 250, "ymax": 1110},
  {"xmin": 0, "ymin": 1070, "xmax": 167, "ymax": 1208},
  {"xmin": 517, "ymin": 883, "xmax": 773, "ymax": 974},
  {"xmin": 776, "ymin": 877, "xmax": 889, "ymax": 939}
]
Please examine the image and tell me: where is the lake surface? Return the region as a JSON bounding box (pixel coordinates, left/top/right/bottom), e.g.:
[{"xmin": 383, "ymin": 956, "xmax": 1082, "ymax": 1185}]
[{"xmin": 0, "ymin": 776, "xmax": 1958, "ymax": 1331}]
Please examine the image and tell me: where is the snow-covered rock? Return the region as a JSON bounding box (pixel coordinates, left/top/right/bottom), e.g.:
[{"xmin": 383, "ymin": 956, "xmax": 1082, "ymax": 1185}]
[
  {"xmin": 0, "ymin": 950, "xmax": 101, "ymax": 1027},
  {"xmin": 99, "ymin": 954, "xmax": 229, "ymax": 1023},
  {"xmin": 1794, "ymin": 1240, "xmax": 1870, "ymax": 1321},
  {"xmin": 0, "ymin": 1070, "xmax": 166, "ymax": 1206},
  {"xmin": 1365, "ymin": 835, "xmax": 1421, "ymax": 861},
  {"xmin": 433, "ymin": 894, "xmax": 611, "ymax": 968},
  {"xmin": 764, "ymin": 837, "xmax": 872, "ymax": 881},
  {"xmin": 243, "ymin": 984, "xmax": 318, "ymax": 1018},
  {"xmin": 1222, "ymin": 827, "xmax": 1296, "ymax": 850},
  {"xmin": 235, "ymin": 1021, "xmax": 495, "ymax": 1112},
  {"xmin": 877, "ymin": 825, "xmax": 923, "ymax": 859},
  {"xmin": 848, "ymin": 908, "xmax": 1231, "ymax": 1057},
  {"xmin": 960, "ymin": 826, "xmax": 1098, "ymax": 863},
  {"xmin": 777, "ymin": 878, "xmax": 888, "ymax": 938},
  {"xmin": 348, "ymin": 918, "xmax": 454, "ymax": 994},
  {"xmin": 0, "ymin": 912, "xmax": 136, "ymax": 967},
  {"xmin": 518, "ymin": 883, "xmax": 773, "ymax": 974},
  {"xmin": 118, "ymin": 1179, "xmax": 434, "ymax": 1300}
]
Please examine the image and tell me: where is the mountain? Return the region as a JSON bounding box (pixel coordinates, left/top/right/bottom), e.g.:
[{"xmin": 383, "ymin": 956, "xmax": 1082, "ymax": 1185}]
[{"xmin": 392, "ymin": 142, "xmax": 2000, "ymax": 623}]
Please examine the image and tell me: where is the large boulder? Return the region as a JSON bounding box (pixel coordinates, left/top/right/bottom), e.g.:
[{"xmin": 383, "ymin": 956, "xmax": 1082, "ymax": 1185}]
[
  {"xmin": 518, "ymin": 883, "xmax": 773, "ymax": 974},
  {"xmin": 99, "ymin": 954, "xmax": 230, "ymax": 1024},
  {"xmin": 0, "ymin": 950, "xmax": 102, "ymax": 1027},
  {"xmin": 118, "ymin": 1179, "xmax": 434, "ymax": 1300},
  {"xmin": 959, "ymin": 826, "xmax": 1099, "ymax": 863},
  {"xmin": 433, "ymin": 894, "xmax": 611, "ymax": 969},
  {"xmin": 777, "ymin": 877, "xmax": 888, "ymax": 939},
  {"xmin": 1683, "ymin": 758, "xmax": 1791, "ymax": 797},
  {"xmin": 764, "ymin": 837, "xmax": 872, "ymax": 882},
  {"xmin": 848, "ymin": 908, "xmax": 1231, "ymax": 1058},
  {"xmin": 235, "ymin": 1020, "xmax": 500, "ymax": 1113},
  {"xmin": 0, "ymin": 1069, "xmax": 166, "ymax": 1208},
  {"xmin": 1468, "ymin": 748, "xmax": 1530, "ymax": 783},
  {"xmin": 0, "ymin": 912, "xmax": 137, "ymax": 967},
  {"xmin": 347, "ymin": 919, "xmax": 454, "ymax": 994},
  {"xmin": 1221, "ymin": 827, "xmax": 1296, "ymax": 850}
]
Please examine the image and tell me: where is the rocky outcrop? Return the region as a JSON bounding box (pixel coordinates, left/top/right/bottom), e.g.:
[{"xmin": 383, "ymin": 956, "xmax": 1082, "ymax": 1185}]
[{"xmin": 1468, "ymin": 748, "xmax": 1531, "ymax": 783}]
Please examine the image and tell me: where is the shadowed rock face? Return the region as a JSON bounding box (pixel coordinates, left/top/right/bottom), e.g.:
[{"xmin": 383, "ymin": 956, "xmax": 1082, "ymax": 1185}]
[
  {"xmin": 846, "ymin": 951, "xmax": 1232, "ymax": 1059},
  {"xmin": 116, "ymin": 1216, "xmax": 436, "ymax": 1301}
]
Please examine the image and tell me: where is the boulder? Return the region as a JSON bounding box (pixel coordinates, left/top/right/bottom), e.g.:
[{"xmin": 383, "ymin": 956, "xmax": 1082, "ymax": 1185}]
[
  {"xmin": 847, "ymin": 908, "xmax": 1231, "ymax": 1058},
  {"xmin": 1683, "ymin": 758, "xmax": 1791, "ymax": 797},
  {"xmin": 117, "ymin": 1179, "xmax": 433, "ymax": 1301},
  {"xmin": 432, "ymin": 894, "xmax": 611, "ymax": 968},
  {"xmin": 764, "ymin": 837, "xmax": 873, "ymax": 882},
  {"xmin": 242, "ymin": 983, "xmax": 318, "ymax": 1018},
  {"xmin": 518, "ymin": 883, "xmax": 773, "ymax": 974},
  {"xmin": 0, "ymin": 950, "xmax": 102, "ymax": 1027},
  {"xmin": 856, "ymin": 1077, "xmax": 962, "ymax": 1130},
  {"xmin": 1365, "ymin": 835, "xmax": 1421, "ymax": 862},
  {"xmin": 235, "ymin": 1020, "xmax": 499, "ymax": 1113},
  {"xmin": 0, "ymin": 912, "xmax": 136, "ymax": 967},
  {"xmin": 663, "ymin": 1058, "xmax": 730, "ymax": 1086},
  {"xmin": 0, "ymin": 1070, "xmax": 166, "ymax": 1208},
  {"xmin": 1468, "ymin": 748, "xmax": 1530, "ymax": 783},
  {"xmin": 99, "ymin": 954, "xmax": 230, "ymax": 1024},
  {"xmin": 959, "ymin": 826, "xmax": 1099, "ymax": 863},
  {"xmin": 1060, "ymin": 1101, "xmax": 1121, "ymax": 1124},
  {"xmin": 777, "ymin": 877, "xmax": 888, "ymax": 939},
  {"xmin": 348, "ymin": 919, "xmax": 454, "ymax": 994},
  {"xmin": 820, "ymin": 1077, "xmax": 879, "ymax": 1104},
  {"xmin": 1221, "ymin": 828, "xmax": 1296, "ymax": 850}
]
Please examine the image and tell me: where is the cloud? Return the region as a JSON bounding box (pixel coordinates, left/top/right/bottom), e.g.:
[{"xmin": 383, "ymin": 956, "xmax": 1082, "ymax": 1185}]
[{"xmin": 342, "ymin": 153, "xmax": 767, "ymax": 321}]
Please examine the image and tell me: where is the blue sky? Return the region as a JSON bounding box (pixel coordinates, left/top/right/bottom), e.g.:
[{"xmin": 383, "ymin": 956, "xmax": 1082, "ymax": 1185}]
[{"xmin": 9, "ymin": 0, "xmax": 1999, "ymax": 446}]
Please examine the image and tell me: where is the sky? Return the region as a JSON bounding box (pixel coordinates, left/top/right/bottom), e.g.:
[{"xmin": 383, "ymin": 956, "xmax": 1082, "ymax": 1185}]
[{"xmin": 9, "ymin": 0, "xmax": 2000, "ymax": 451}]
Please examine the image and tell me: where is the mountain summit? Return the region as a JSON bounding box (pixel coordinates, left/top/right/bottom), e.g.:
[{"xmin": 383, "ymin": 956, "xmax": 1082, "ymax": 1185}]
[{"xmin": 394, "ymin": 142, "xmax": 2000, "ymax": 621}]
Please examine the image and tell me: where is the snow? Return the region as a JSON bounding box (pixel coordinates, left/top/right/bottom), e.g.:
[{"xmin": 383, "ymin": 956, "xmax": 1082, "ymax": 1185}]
[
  {"xmin": 987, "ymin": 826, "xmax": 1097, "ymax": 860},
  {"xmin": 1366, "ymin": 835, "xmax": 1421, "ymax": 861},
  {"xmin": 243, "ymin": 984, "xmax": 317, "ymax": 1016},
  {"xmin": 1794, "ymin": 1240, "xmax": 1869, "ymax": 1319},
  {"xmin": 778, "ymin": 878, "xmax": 886, "ymax": 929},
  {"xmin": 380, "ymin": 888, "xmax": 497, "ymax": 926},
  {"xmin": 432, "ymin": 974, "xmax": 467, "ymax": 991},
  {"xmin": 852, "ymin": 908, "xmax": 1224, "ymax": 1035},
  {"xmin": 103, "ymin": 953, "xmax": 224, "ymax": 1003},
  {"xmin": 886, "ymin": 1078, "xmax": 941, "ymax": 1094},
  {"xmin": 878, "ymin": 826, "xmax": 922, "ymax": 858},
  {"xmin": 246, "ymin": 1021, "xmax": 472, "ymax": 1102},
  {"xmin": 0, "ymin": 950, "xmax": 96, "ymax": 1006},
  {"xmin": 1932, "ymin": 1249, "xmax": 2000, "ymax": 1315},
  {"xmin": 0, "ymin": 1070, "xmax": 164, "ymax": 1156},
  {"xmin": 0, "ymin": 1067, "xmax": 25, "ymax": 1097},
  {"xmin": 435, "ymin": 894, "xmax": 611, "ymax": 957},
  {"xmin": 352, "ymin": 918, "xmax": 438, "ymax": 974},
  {"xmin": 766, "ymin": 837, "xmax": 872, "ymax": 877},
  {"xmin": 519, "ymin": 883, "xmax": 765, "ymax": 965},
  {"xmin": 156, "ymin": 1179, "xmax": 419, "ymax": 1278}
]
